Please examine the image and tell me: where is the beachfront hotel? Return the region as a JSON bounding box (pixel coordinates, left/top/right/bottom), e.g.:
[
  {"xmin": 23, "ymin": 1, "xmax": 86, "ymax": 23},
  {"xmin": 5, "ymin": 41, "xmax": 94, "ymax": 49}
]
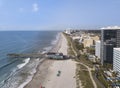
[
  {"xmin": 100, "ymin": 29, "xmax": 120, "ymax": 65},
  {"xmin": 113, "ymin": 48, "xmax": 120, "ymax": 77}
]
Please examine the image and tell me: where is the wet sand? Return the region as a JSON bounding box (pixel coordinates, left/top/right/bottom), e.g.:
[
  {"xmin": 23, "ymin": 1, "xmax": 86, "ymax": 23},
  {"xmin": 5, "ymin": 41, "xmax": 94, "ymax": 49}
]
[{"xmin": 24, "ymin": 33, "xmax": 76, "ymax": 88}]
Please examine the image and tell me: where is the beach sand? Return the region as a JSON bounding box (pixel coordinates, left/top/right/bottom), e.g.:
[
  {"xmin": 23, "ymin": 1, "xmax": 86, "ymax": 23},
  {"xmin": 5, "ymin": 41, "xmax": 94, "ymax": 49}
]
[{"xmin": 24, "ymin": 33, "xmax": 76, "ymax": 88}]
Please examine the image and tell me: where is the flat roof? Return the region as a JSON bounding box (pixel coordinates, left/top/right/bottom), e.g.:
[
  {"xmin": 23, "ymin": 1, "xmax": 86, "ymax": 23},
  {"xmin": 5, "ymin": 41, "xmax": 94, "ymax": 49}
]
[
  {"xmin": 114, "ymin": 48, "xmax": 120, "ymax": 51},
  {"xmin": 96, "ymin": 40, "xmax": 101, "ymax": 43}
]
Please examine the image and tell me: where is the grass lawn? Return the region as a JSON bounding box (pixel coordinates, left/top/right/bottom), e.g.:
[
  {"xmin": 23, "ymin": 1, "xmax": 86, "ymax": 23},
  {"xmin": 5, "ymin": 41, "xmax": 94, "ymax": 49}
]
[
  {"xmin": 76, "ymin": 55, "xmax": 94, "ymax": 68},
  {"xmin": 63, "ymin": 32, "xmax": 102, "ymax": 88},
  {"xmin": 76, "ymin": 64, "xmax": 94, "ymax": 88}
]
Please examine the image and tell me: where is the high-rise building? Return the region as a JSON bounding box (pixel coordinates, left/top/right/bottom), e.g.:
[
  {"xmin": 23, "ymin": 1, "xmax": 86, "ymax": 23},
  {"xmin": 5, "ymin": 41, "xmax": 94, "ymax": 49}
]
[
  {"xmin": 117, "ymin": 30, "xmax": 120, "ymax": 47},
  {"xmin": 101, "ymin": 29, "xmax": 120, "ymax": 65},
  {"xmin": 95, "ymin": 41, "xmax": 101, "ymax": 58},
  {"xmin": 113, "ymin": 48, "xmax": 120, "ymax": 77}
]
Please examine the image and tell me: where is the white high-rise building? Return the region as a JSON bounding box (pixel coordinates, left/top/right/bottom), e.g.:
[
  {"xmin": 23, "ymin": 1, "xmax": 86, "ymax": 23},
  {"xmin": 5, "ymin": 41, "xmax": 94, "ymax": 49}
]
[
  {"xmin": 95, "ymin": 41, "xmax": 101, "ymax": 58},
  {"xmin": 113, "ymin": 48, "xmax": 120, "ymax": 76},
  {"xmin": 64, "ymin": 28, "xmax": 72, "ymax": 34}
]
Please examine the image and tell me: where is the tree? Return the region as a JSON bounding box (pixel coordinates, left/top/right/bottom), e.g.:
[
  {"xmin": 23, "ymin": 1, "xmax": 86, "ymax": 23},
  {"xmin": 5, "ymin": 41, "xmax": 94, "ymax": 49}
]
[
  {"xmin": 86, "ymin": 47, "xmax": 95, "ymax": 55},
  {"xmin": 74, "ymin": 40, "xmax": 84, "ymax": 50}
]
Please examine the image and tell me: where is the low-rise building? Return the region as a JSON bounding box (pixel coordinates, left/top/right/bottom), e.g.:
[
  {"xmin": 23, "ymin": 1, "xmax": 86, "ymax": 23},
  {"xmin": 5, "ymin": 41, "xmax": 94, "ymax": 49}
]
[
  {"xmin": 72, "ymin": 36, "xmax": 81, "ymax": 40},
  {"xmin": 83, "ymin": 38, "xmax": 93, "ymax": 47},
  {"xmin": 91, "ymin": 36, "xmax": 100, "ymax": 45},
  {"xmin": 88, "ymin": 55, "xmax": 96, "ymax": 62},
  {"xmin": 83, "ymin": 35, "xmax": 99, "ymax": 48},
  {"xmin": 46, "ymin": 52, "xmax": 64, "ymax": 59}
]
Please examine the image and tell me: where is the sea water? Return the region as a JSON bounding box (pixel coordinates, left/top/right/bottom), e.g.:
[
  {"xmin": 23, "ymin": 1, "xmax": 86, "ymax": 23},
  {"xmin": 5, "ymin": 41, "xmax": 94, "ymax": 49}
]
[{"xmin": 0, "ymin": 31, "xmax": 59, "ymax": 88}]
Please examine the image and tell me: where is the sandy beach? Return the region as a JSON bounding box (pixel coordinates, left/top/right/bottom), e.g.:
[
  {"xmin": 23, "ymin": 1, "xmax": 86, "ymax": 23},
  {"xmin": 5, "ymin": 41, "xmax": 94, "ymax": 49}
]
[{"xmin": 24, "ymin": 33, "xmax": 76, "ymax": 88}]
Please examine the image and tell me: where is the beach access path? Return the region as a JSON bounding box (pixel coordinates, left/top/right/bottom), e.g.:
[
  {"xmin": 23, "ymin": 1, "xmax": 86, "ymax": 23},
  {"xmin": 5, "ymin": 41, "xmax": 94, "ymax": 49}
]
[
  {"xmin": 24, "ymin": 33, "xmax": 76, "ymax": 88},
  {"xmin": 69, "ymin": 35, "xmax": 97, "ymax": 88}
]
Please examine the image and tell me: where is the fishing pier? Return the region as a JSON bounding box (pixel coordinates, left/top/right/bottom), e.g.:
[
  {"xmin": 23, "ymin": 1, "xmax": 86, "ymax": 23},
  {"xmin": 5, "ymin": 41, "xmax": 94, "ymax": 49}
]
[{"xmin": 7, "ymin": 52, "xmax": 70, "ymax": 60}]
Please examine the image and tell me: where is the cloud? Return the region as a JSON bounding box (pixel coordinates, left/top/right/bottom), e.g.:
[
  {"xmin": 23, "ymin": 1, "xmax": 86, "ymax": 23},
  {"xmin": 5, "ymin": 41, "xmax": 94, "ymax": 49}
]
[{"xmin": 32, "ymin": 3, "xmax": 39, "ymax": 12}]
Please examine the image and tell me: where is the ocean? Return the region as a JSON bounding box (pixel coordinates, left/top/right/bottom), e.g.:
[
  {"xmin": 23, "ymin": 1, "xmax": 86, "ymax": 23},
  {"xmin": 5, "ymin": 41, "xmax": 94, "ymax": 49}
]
[{"xmin": 0, "ymin": 31, "xmax": 59, "ymax": 88}]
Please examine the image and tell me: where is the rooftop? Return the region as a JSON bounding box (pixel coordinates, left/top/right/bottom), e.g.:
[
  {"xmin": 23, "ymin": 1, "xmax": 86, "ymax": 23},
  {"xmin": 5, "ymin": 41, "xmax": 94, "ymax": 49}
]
[
  {"xmin": 96, "ymin": 40, "xmax": 101, "ymax": 43},
  {"xmin": 114, "ymin": 48, "xmax": 120, "ymax": 51},
  {"xmin": 101, "ymin": 26, "xmax": 120, "ymax": 29}
]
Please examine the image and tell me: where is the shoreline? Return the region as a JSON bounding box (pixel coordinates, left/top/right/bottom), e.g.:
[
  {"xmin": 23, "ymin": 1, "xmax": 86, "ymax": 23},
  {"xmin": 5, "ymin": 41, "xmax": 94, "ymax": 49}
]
[
  {"xmin": 24, "ymin": 32, "xmax": 76, "ymax": 88},
  {"xmin": 24, "ymin": 33, "xmax": 62, "ymax": 88},
  {"xmin": 0, "ymin": 31, "xmax": 60, "ymax": 88}
]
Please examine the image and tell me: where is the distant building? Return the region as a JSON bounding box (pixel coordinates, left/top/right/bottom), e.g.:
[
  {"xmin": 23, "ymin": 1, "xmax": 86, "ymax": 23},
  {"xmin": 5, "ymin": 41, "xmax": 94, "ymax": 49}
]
[
  {"xmin": 78, "ymin": 37, "xmax": 83, "ymax": 43},
  {"xmin": 83, "ymin": 36, "xmax": 99, "ymax": 48},
  {"xmin": 72, "ymin": 36, "xmax": 81, "ymax": 40},
  {"xmin": 88, "ymin": 55, "xmax": 96, "ymax": 60},
  {"xmin": 65, "ymin": 30, "xmax": 71, "ymax": 34},
  {"xmin": 64, "ymin": 28, "xmax": 73, "ymax": 34},
  {"xmin": 83, "ymin": 38, "xmax": 93, "ymax": 47},
  {"xmin": 113, "ymin": 48, "xmax": 120, "ymax": 77},
  {"xmin": 95, "ymin": 41, "xmax": 101, "ymax": 58},
  {"xmin": 101, "ymin": 29, "xmax": 120, "ymax": 65},
  {"xmin": 91, "ymin": 36, "xmax": 100, "ymax": 45}
]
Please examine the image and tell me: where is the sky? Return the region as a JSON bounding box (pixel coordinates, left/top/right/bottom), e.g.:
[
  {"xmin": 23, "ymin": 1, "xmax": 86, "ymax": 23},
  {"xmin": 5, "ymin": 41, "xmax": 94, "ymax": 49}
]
[{"xmin": 0, "ymin": 0, "xmax": 120, "ymax": 30}]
